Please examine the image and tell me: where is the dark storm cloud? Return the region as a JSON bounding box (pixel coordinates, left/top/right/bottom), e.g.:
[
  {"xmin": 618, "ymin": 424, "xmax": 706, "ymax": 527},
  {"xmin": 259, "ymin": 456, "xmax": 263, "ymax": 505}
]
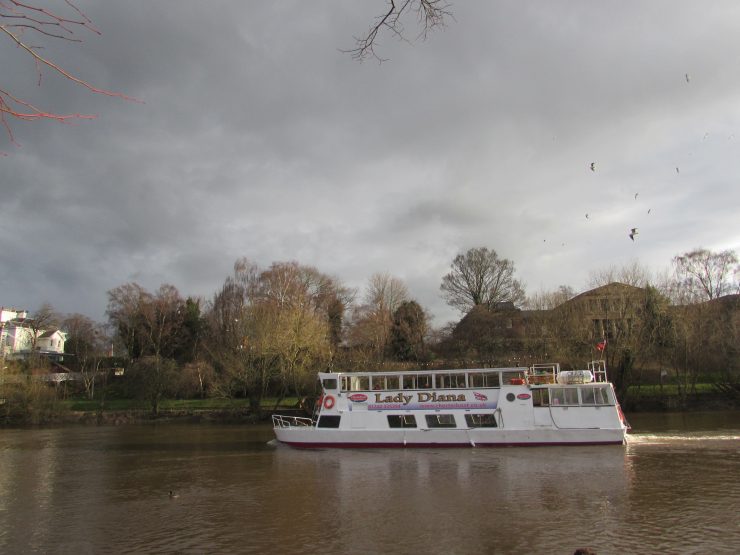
[{"xmin": 2, "ymin": 1, "xmax": 739, "ymax": 324}]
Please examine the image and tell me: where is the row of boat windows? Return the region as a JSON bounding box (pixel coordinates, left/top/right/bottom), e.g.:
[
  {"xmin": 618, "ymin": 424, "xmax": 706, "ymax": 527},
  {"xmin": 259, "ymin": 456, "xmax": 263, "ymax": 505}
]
[
  {"xmin": 316, "ymin": 413, "xmax": 498, "ymax": 429},
  {"xmin": 332, "ymin": 371, "xmax": 525, "ymax": 392},
  {"xmin": 532, "ymin": 386, "xmax": 612, "ymax": 406}
]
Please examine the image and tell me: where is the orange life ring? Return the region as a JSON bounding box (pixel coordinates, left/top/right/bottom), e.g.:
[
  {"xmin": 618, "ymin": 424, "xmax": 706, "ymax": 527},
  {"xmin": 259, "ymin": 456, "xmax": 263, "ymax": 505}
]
[{"xmin": 323, "ymin": 395, "xmax": 335, "ymax": 410}]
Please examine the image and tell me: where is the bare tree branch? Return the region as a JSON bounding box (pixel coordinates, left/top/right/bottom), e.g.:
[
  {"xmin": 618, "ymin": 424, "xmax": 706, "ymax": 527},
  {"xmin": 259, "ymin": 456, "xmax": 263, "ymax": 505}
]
[
  {"xmin": 1, "ymin": 1, "xmax": 135, "ymax": 146},
  {"xmin": 344, "ymin": 0, "xmax": 453, "ymax": 62}
]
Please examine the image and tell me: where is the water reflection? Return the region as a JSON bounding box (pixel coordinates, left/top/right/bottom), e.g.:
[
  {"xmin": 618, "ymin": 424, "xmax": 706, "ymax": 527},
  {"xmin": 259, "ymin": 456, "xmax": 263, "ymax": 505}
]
[{"xmin": 0, "ymin": 415, "xmax": 738, "ymax": 554}]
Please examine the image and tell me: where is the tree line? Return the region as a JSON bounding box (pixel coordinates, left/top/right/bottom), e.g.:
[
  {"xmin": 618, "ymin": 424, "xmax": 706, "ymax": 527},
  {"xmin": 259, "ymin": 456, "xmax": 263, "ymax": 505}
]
[{"xmin": 3, "ymin": 246, "xmax": 738, "ymax": 417}]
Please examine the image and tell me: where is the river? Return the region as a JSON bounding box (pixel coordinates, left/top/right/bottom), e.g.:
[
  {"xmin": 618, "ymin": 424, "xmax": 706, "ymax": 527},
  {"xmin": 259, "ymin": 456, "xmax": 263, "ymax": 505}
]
[{"xmin": 1, "ymin": 411, "xmax": 738, "ymax": 554}]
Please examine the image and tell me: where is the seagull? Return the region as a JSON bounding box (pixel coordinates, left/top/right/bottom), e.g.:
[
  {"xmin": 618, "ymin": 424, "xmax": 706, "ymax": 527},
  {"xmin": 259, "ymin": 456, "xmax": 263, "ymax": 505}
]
[
  {"xmin": 585, "ymin": 213, "xmax": 589, "ymax": 219},
  {"xmin": 629, "ymin": 228, "xmax": 638, "ymax": 241},
  {"xmin": 676, "ymin": 167, "xmax": 680, "ymax": 174},
  {"xmin": 590, "ymin": 162, "xmax": 596, "ymax": 172},
  {"xmin": 634, "ymin": 193, "xmax": 639, "ymax": 199},
  {"xmin": 685, "ymin": 73, "xmax": 690, "ymax": 83},
  {"xmin": 169, "ymin": 491, "xmax": 179, "ymax": 499},
  {"xmin": 647, "ymin": 209, "xmax": 651, "ymax": 214}
]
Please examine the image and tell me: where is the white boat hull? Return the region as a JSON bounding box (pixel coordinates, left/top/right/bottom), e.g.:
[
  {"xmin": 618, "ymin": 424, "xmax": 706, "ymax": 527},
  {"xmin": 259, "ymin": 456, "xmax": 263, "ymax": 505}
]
[{"xmin": 274, "ymin": 426, "xmax": 626, "ymax": 448}]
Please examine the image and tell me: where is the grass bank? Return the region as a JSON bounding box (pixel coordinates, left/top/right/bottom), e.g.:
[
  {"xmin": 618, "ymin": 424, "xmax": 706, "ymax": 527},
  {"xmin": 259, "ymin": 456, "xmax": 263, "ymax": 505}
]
[{"xmin": 623, "ymin": 383, "xmax": 737, "ymax": 411}]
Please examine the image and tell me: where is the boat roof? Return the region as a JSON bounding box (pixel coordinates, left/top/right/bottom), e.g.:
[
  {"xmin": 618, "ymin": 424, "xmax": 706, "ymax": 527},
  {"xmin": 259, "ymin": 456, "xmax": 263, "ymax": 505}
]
[{"xmin": 320, "ymin": 367, "xmax": 529, "ymax": 378}]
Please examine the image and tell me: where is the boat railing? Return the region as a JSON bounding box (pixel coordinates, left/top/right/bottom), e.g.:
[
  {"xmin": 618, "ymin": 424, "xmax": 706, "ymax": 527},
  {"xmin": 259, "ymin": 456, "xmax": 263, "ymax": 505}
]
[
  {"xmin": 588, "ymin": 360, "xmax": 608, "ymax": 382},
  {"xmin": 272, "ymin": 414, "xmax": 315, "ymax": 429},
  {"xmin": 527, "ymin": 363, "xmax": 559, "ymax": 385}
]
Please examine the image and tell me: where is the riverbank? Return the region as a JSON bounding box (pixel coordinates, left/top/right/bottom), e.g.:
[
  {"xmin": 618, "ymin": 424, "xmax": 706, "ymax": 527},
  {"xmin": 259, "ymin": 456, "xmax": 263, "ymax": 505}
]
[
  {"xmin": 3, "ymin": 389, "xmax": 738, "ymax": 427},
  {"xmin": 621, "ymin": 385, "xmax": 739, "ymax": 412}
]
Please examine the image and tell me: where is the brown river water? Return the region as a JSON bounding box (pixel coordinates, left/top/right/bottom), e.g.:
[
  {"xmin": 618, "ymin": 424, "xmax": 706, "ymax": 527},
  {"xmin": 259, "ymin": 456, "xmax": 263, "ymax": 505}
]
[{"xmin": 1, "ymin": 411, "xmax": 738, "ymax": 554}]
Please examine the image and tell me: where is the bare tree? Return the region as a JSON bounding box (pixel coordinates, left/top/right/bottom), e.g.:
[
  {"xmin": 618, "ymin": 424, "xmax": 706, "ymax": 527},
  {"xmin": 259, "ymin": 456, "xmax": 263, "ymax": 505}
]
[
  {"xmin": 106, "ymin": 282, "xmax": 187, "ymax": 362},
  {"xmin": 441, "ymin": 247, "xmax": 526, "ymax": 313},
  {"xmin": 347, "ymin": 272, "xmax": 409, "ymax": 361},
  {"xmin": 346, "ymin": 0, "xmax": 452, "ymax": 62},
  {"xmin": 62, "ymin": 313, "xmax": 108, "ymax": 399},
  {"xmin": 671, "ymin": 248, "xmax": 739, "ymax": 303},
  {"xmin": 28, "ymin": 302, "xmax": 60, "ymax": 351},
  {"xmin": 524, "ymin": 285, "xmax": 575, "ymax": 310},
  {"xmin": 587, "ymin": 260, "xmax": 652, "ymax": 289},
  {"xmin": 1, "ymin": 1, "xmax": 132, "ymax": 144}
]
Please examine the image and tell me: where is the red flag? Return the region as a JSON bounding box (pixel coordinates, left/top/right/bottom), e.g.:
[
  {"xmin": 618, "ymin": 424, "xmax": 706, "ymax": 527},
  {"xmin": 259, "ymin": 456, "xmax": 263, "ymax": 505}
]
[{"xmin": 596, "ymin": 339, "xmax": 607, "ymax": 351}]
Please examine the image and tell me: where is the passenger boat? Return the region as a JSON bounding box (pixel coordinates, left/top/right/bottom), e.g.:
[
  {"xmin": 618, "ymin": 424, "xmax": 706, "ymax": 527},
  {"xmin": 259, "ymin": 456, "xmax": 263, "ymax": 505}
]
[{"xmin": 272, "ymin": 361, "xmax": 630, "ymax": 448}]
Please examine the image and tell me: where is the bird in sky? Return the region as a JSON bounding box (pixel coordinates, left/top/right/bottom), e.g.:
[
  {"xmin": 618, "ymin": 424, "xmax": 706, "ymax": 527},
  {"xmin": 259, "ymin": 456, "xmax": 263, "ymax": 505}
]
[
  {"xmin": 634, "ymin": 193, "xmax": 639, "ymax": 199},
  {"xmin": 685, "ymin": 73, "xmax": 690, "ymax": 83},
  {"xmin": 676, "ymin": 167, "xmax": 680, "ymax": 174},
  {"xmin": 629, "ymin": 228, "xmax": 638, "ymax": 241},
  {"xmin": 590, "ymin": 162, "xmax": 595, "ymax": 172},
  {"xmin": 648, "ymin": 209, "xmax": 652, "ymax": 214},
  {"xmin": 585, "ymin": 213, "xmax": 589, "ymax": 219}
]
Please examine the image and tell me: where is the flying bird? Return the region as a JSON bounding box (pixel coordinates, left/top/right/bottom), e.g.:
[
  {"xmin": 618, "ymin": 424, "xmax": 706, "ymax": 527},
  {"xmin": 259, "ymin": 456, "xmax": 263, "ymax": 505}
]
[
  {"xmin": 685, "ymin": 73, "xmax": 690, "ymax": 83},
  {"xmin": 585, "ymin": 213, "xmax": 589, "ymax": 219},
  {"xmin": 629, "ymin": 228, "xmax": 638, "ymax": 241},
  {"xmin": 647, "ymin": 209, "xmax": 651, "ymax": 214},
  {"xmin": 676, "ymin": 167, "xmax": 680, "ymax": 174},
  {"xmin": 590, "ymin": 162, "xmax": 596, "ymax": 172},
  {"xmin": 634, "ymin": 193, "xmax": 639, "ymax": 199}
]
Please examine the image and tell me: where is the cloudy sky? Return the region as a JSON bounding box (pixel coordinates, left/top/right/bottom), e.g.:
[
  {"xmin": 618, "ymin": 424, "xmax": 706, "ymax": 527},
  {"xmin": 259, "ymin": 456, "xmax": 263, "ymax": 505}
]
[{"xmin": 2, "ymin": 1, "xmax": 739, "ymax": 327}]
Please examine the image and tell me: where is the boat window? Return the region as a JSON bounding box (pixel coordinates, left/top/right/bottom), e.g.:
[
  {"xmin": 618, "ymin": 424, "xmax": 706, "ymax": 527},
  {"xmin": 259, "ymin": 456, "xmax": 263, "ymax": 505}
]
[
  {"xmin": 580, "ymin": 387, "xmax": 596, "ymax": 405},
  {"xmin": 465, "ymin": 414, "xmax": 497, "ymax": 428},
  {"xmin": 469, "ymin": 372, "xmax": 501, "ymax": 388},
  {"xmin": 349, "ymin": 376, "xmax": 370, "ymax": 391},
  {"xmin": 371, "ymin": 375, "xmax": 384, "ymax": 390},
  {"xmin": 317, "ymin": 415, "xmax": 341, "ymax": 428},
  {"xmin": 594, "ymin": 386, "xmax": 611, "ymax": 405},
  {"xmin": 425, "ymin": 414, "xmax": 457, "ymax": 428},
  {"xmin": 532, "ymin": 388, "xmax": 550, "ymax": 407},
  {"xmin": 402, "ymin": 375, "xmax": 416, "ymax": 389},
  {"xmin": 385, "ymin": 375, "xmax": 400, "ymax": 389},
  {"xmin": 564, "ymin": 388, "xmax": 579, "ymax": 405},
  {"xmin": 550, "ymin": 388, "xmax": 579, "ymax": 405},
  {"xmin": 502, "ymin": 371, "xmax": 526, "ymax": 385},
  {"xmin": 417, "ymin": 374, "xmax": 433, "ymax": 389},
  {"xmin": 322, "ymin": 378, "xmax": 337, "ymax": 391},
  {"xmin": 435, "ymin": 373, "xmax": 467, "ymax": 389},
  {"xmin": 387, "ymin": 415, "xmax": 417, "ymax": 428}
]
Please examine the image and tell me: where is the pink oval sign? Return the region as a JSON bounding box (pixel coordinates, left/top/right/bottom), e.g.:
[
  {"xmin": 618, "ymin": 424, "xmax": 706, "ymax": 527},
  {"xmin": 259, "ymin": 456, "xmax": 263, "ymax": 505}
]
[
  {"xmin": 348, "ymin": 393, "xmax": 368, "ymax": 402},
  {"xmin": 517, "ymin": 393, "xmax": 531, "ymax": 400}
]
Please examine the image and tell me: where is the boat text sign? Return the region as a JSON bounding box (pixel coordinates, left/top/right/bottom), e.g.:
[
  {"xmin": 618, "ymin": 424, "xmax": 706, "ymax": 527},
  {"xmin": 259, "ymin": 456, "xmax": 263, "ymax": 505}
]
[{"xmin": 359, "ymin": 390, "xmax": 500, "ymax": 411}]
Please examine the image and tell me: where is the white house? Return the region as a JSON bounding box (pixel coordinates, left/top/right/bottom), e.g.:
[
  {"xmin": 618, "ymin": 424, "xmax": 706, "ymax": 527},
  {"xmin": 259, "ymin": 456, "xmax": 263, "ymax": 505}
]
[{"xmin": 1, "ymin": 306, "xmax": 66, "ymax": 360}]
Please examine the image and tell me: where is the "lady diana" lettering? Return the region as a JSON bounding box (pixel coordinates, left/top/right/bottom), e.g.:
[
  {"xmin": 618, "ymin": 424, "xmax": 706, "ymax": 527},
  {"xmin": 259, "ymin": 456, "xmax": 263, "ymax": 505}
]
[{"xmin": 373, "ymin": 392, "xmax": 467, "ymax": 405}]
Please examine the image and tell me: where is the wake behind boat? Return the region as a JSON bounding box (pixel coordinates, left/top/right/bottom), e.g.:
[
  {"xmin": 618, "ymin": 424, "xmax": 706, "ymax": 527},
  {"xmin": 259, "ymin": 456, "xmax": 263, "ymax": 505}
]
[{"xmin": 272, "ymin": 361, "xmax": 630, "ymax": 448}]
